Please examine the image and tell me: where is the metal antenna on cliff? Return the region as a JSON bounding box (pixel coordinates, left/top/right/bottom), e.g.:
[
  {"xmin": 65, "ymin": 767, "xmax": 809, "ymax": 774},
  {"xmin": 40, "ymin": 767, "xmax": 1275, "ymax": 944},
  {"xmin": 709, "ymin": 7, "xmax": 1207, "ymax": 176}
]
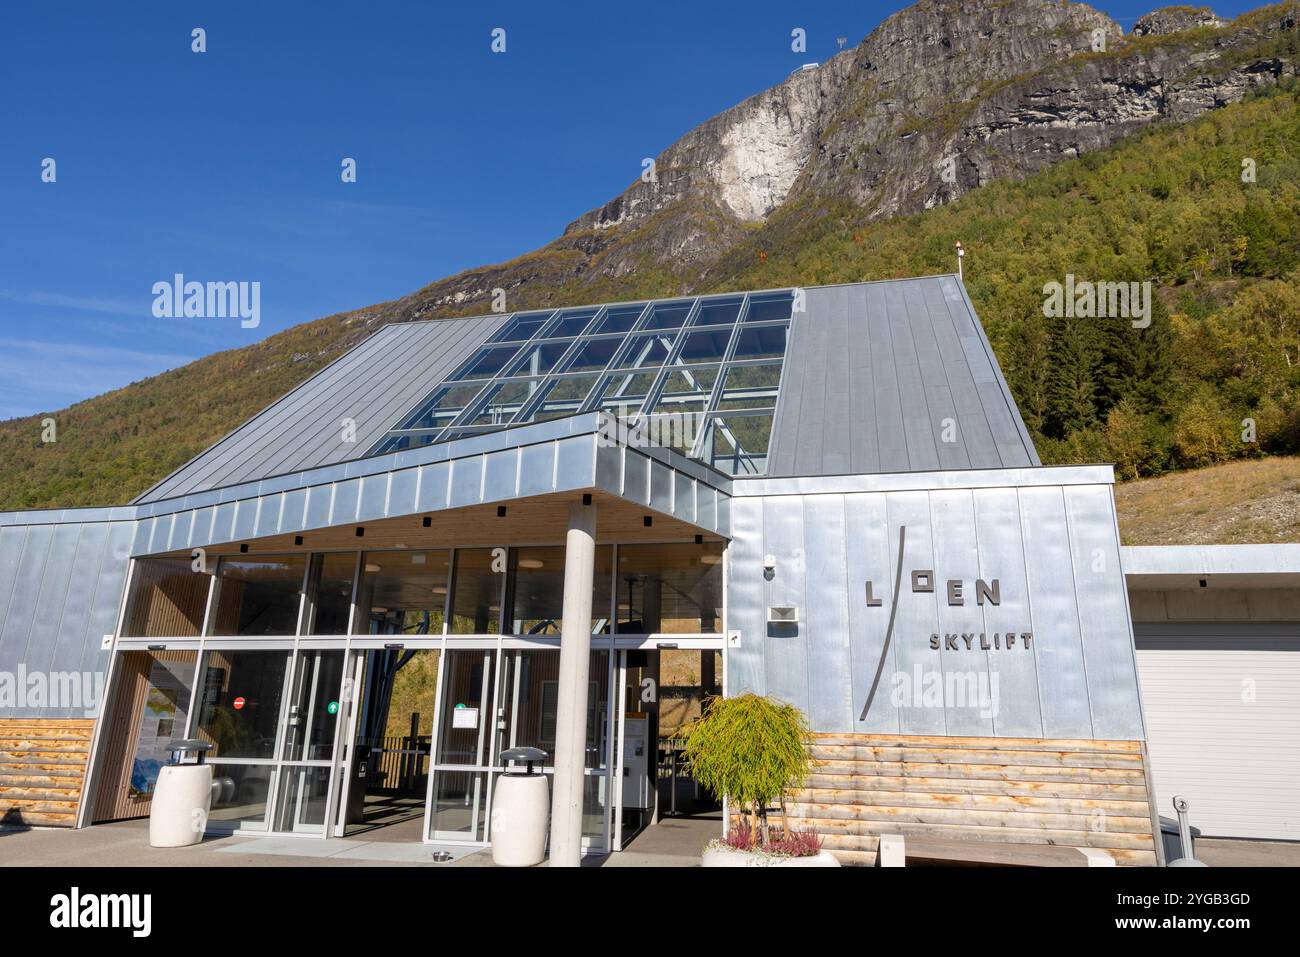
[{"xmin": 955, "ymin": 241, "xmax": 965, "ymax": 281}]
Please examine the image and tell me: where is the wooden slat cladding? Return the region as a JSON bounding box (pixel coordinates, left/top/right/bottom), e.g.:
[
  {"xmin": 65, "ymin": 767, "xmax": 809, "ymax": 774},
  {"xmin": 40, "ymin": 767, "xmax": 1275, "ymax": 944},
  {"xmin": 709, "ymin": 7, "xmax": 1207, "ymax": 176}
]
[
  {"xmin": 786, "ymin": 734, "xmax": 1160, "ymax": 867},
  {"xmin": 0, "ymin": 718, "xmax": 95, "ymax": 827}
]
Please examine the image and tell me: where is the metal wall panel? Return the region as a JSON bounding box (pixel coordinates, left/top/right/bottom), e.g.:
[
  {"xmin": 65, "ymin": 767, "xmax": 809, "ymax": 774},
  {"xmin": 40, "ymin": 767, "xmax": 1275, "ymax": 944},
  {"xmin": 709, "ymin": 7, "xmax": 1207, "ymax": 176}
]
[
  {"xmin": 761, "ymin": 496, "xmax": 808, "ymax": 709},
  {"xmin": 972, "ymin": 487, "xmax": 1042, "ymax": 738},
  {"xmin": 726, "ymin": 477, "xmax": 1143, "ymax": 741},
  {"xmin": 0, "ymin": 519, "xmax": 135, "ymax": 719},
  {"xmin": 1018, "ymin": 486, "xmax": 1094, "ymax": 737},
  {"xmin": 930, "ymin": 489, "xmax": 994, "ymax": 736},
  {"xmin": 802, "ymin": 495, "xmax": 852, "ymax": 731},
  {"xmin": 725, "ymin": 498, "xmax": 766, "ymax": 697},
  {"xmin": 886, "ymin": 491, "xmax": 946, "ymax": 735},
  {"xmin": 1065, "ymin": 485, "xmax": 1145, "ymax": 739}
]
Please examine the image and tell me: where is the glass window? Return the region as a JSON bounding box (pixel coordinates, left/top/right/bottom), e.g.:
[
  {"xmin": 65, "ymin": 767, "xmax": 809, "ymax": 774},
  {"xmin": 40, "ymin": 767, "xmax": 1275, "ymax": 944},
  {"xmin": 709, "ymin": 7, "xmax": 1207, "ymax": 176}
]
[
  {"xmin": 487, "ymin": 311, "xmax": 553, "ymax": 343},
  {"xmin": 462, "ymin": 380, "xmax": 540, "ymax": 426},
  {"xmin": 675, "ymin": 325, "xmax": 735, "ymax": 364},
  {"xmin": 122, "ymin": 557, "xmax": 212, "ymax": 638},
  {"xmin": 496, "ymin": 649, "xmax": 609, "ymax": 768},
  {"xmin": 449, "ymin": 549, "xmax": 504, "ymax": 634},
  {"xmin": 430, "ymin": 770, "xmax": 489, "ymax": 841},
  {"xmin": 661, "ymin": 365, "xmax": 720, "ymax": 397},
  {"xmin": 544, "ymin": 308, "xmax": 599, "ymax": 338},
  {"xmin": 612, "ymin": 334, "xmax": 675, "ymax": 370},
  {"xmin": 641, "ymin": 300, "xmax": 694, "ymax": 330},
  {"xmin": 505, "ymin": 341, "xmax": 572, "ymax": 378},
  {"xmin": 208, "ymin": 764, "xmax": 274, "ymax": 829},
  {"xmin": 744, "ymin": 290, "xmax": 794, "ymax": 322},
  {"xmin": 559, "ymin": 336, "xmax": 621, "ymax": 374},
  {"xmin": 715, "ymin": 362, "xmax": 781, "ymax": 411},
  {"xmin": 505, "ymin": 546, "xmax": 612, "ymax": 635},
  {"xmin": 591, "ymin": 370, "xmax": 658, "ymax": 418},
  {"xmin": 436, "ymin": 647, "xmax": 496, "ymax": 765},
  {"xmin": 354, "ymin": 550, "xmax": 450, "ymax": 636},
  {"xmin": 516, "ymin": 375, "xmax": 600, "ymax": 423},
  {"xmin": 707, "ymin": 412, "xmax": 775, "ymax": 475},
  {"xmin": 273, "ymin": 765, "xmax": 333, "ymax": 833},
  {"xmin": 195, "ymin": 649, "xmax": 290, "ymax": 759},
  {"xmin": 448, "ymin": 345, "xmax": 523, "ymax": 381},
  {"xmin": 639, "ymin": 411, "xmax": 702, "ymax": 453},
  {"xmin": 729, "ymin": 325, "xmax": 787, "ymax": 361},
  {"xmin": 588, "ymin": 303, "xmax": 646, "ymax": 335},
  {"xmin": 303, "ymin": 553, "xmax": 356, "ymax": 636},
  {"xmin": 396, "ymin": 382, "xmax": 490, "ymax": 430},
  {"xmin": 372, "ymin": 432, "xmax": 440, "ymax": 455},
  {"xmin": 616, "ymin": 542, "xmax": 723, "ymax": 633},
  {"xmin": 694, "ymin": 296, "xmax": 743, "ymax": 326},
  {"xmin": 123, "ymin": 652, "xmax": 196, "ymax": 798},
  {"xmin": 209, "ymin": 555, "xmax": 306, "ymax": 636}
]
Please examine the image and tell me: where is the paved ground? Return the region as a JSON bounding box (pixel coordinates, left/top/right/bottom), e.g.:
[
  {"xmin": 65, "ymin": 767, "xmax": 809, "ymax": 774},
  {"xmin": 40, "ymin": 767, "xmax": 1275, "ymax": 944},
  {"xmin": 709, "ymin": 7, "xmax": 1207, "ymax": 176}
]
[
  {"xmin": 2, "ymin": 817, "xmax": 1291, "ymax": 867},
  {"xmin": 0, "ymin": 813, "xmax": 720, "ymax": 867},
  {"xmin": 1194, "ymin": 838, "xmax": 1300, "ymax": 867}
]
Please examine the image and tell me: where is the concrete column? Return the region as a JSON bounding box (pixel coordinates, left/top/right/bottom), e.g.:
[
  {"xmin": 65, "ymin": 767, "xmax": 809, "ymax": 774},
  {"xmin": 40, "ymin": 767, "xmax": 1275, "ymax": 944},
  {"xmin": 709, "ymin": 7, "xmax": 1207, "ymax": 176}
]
[{"xmin": 549, "ymin": 499, "xmax": 597, "ymax": 866}]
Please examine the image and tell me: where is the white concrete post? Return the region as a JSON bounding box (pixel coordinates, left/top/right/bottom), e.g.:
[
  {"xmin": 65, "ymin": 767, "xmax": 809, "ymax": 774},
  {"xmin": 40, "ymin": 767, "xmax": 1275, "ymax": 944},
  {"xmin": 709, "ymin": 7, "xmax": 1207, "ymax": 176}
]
[{"xmin": 549, "ymin": 498, "xmax": 597, "ymax": 866}]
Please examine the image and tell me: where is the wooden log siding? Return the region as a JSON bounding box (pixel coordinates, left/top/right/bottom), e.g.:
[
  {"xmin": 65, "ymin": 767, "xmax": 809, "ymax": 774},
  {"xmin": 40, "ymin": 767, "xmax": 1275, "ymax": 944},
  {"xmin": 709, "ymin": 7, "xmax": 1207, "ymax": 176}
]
[
  {"xmin": 0, "ymin": 718, "xmax": 95, "ymax": 827},
  {"xmin": 784, "ymin": 734, "xmax": 1160, "ymax": 867}
]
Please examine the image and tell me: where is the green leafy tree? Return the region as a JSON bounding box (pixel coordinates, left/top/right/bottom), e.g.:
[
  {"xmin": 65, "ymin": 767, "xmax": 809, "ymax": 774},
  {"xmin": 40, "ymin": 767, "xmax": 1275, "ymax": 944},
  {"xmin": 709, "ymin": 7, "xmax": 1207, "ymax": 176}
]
[{"xmin": 683, "ymin": 693, "xmax": 813, "ymax": 842}]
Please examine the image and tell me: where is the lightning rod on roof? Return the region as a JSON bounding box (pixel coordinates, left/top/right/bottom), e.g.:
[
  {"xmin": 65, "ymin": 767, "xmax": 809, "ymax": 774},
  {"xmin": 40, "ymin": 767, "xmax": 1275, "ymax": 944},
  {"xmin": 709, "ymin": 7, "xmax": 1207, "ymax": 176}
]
[{"xmin": 955, "ymin": 241, "xmax": 965, "ymax": 281}]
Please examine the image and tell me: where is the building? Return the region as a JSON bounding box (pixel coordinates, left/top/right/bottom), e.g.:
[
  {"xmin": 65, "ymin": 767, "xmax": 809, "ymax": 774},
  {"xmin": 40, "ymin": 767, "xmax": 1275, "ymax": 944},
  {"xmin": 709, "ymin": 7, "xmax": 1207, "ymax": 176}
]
[{"xmin": 0, "ymin": 276, "xmax": 1294, "ymax": 863}]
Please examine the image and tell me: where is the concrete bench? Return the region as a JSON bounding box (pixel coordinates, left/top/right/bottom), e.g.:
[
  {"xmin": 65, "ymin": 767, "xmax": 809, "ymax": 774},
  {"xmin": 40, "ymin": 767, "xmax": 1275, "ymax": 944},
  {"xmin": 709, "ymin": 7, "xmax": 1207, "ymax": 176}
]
[{"xmin": 877, "ymin": 834, "xmax": 1115, "ymax": 867}]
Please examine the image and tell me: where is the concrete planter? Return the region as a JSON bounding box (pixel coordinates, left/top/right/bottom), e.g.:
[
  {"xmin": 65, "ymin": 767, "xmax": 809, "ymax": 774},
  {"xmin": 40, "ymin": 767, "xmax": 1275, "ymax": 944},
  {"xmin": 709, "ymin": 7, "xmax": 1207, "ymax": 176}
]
[{"xmin": 702, "ymin": 845, "xmax": 841, "ymax": 868}]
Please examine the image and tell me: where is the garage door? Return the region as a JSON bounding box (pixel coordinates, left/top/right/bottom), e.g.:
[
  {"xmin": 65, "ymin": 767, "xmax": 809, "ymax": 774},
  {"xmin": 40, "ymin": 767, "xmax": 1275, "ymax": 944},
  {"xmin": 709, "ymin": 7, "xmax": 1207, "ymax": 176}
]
[{"xmin": 1135, "ymin": 624, "xmax": 1300, "ymax": 841}]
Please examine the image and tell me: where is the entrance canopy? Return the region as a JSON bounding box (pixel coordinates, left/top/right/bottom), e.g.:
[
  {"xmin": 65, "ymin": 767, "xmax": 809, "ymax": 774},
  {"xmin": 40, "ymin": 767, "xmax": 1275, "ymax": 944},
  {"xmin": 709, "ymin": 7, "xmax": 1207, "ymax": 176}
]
[{"xmin": 123, "ymin": 412, "xmax": 730, "ymax": 558}]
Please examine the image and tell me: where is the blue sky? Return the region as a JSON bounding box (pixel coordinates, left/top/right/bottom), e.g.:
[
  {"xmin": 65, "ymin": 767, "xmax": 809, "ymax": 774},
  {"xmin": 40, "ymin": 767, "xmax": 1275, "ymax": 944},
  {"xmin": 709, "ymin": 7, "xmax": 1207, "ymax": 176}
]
[{"xmin": 0, "ymin": 0, "xmax": 1261, "ymax": 420}]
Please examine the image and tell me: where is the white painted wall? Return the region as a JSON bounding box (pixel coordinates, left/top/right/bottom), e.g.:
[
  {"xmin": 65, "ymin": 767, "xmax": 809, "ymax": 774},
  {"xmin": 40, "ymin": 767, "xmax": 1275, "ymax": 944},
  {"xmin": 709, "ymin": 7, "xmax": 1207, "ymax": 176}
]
[{"xmin": 1135, "ymin": 627, "xmax": 1300, "ymax": 841}]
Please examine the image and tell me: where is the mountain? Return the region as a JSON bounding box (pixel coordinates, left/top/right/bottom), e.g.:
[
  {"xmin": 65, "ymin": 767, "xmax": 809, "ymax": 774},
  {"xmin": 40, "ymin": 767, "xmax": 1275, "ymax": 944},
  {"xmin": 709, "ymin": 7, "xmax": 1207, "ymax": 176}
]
[{"xmin": 2, "ymin": 0, "xmax": 1299, "ymax": 511}]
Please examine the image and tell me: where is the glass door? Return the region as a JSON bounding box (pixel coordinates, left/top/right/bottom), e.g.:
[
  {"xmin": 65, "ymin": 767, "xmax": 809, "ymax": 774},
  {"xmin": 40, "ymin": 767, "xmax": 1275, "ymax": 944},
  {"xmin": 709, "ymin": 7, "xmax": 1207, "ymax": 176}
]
[
  {"xmin": 427, "ymin": 647, "xmax": 497, "ymax": 842},
  {"xmin": 274, "ymin": 649, "xmax": 346, "ymax": 833},
  {"xmin": 194, "ymin": 647, "xmax": 346, "ymax": 835},
  {"xmin": 426, "ymin": 644, "xmax": 613, "ymax": 849},
  {"xmin": 195, "ymin": 648, "xmax": 292, "ymax": 831}
]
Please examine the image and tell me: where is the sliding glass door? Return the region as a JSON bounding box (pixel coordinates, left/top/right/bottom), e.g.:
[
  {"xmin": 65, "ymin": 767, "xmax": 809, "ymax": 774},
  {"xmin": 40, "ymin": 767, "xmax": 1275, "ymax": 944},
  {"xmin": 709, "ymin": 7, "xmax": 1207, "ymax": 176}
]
[{"xmin": 193, "ymin": 647, "xmax": 346, "ymax": 834}]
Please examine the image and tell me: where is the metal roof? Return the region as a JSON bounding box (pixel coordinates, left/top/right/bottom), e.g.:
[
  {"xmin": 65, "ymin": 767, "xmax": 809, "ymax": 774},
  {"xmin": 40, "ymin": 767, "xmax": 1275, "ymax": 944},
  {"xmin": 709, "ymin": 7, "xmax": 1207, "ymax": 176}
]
[
  {"xmin": 134, "ymin": 276, "xmax": 1037, "ymax": 504},
  {"xmin": 134, "ymin": 312, "xmax": 509, "ymax": 503},
  {"xmin": 766, "ymin": 276, "xmax": 1039, "ymax": 476}
]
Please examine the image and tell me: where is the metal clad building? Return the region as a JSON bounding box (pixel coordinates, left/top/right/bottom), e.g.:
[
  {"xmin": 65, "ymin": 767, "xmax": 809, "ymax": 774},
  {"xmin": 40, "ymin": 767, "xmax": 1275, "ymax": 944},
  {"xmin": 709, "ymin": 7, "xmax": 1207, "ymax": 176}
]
[{"xmin": 0, "ymin": 277, "xmax": 1289, "ymax": 856}]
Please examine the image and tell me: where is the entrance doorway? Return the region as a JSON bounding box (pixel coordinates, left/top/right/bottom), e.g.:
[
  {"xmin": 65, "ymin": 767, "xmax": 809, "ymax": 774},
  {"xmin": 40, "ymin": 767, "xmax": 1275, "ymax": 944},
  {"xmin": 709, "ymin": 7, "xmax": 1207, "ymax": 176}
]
[
  {"xmin": 615, "ymin": 647, "xmax": 722, "ymax": 849},
  {"xmin": 336, "ymin": 648, "xmax": 439, "ymax": 839}
]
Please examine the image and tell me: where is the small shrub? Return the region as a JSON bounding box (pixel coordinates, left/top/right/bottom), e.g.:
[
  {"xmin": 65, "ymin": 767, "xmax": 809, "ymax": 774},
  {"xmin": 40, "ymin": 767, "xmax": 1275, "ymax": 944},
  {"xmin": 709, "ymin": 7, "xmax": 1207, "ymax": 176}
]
[
  {"xmin": 684, "ymin": 693, "xmax": 814, "ymax": 843},
  {"xmin": 719, "ymin": 822, "xmax": 822, "ymax": 857}
]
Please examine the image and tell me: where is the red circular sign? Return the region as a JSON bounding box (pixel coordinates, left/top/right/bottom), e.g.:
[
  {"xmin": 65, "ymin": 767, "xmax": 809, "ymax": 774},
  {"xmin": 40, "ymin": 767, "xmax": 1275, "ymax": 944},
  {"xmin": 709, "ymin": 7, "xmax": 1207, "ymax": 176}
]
[{"xmin": 233, "ymin": 696, "xmax": 246, "ymax": 711}]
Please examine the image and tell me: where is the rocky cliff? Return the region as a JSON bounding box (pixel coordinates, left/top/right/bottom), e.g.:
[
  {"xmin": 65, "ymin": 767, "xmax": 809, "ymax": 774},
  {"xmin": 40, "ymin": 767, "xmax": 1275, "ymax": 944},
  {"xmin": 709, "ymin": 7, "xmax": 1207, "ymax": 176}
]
[{"xmin": 562, "ymin": 0, "xmax": 1296, "ymax": 265}]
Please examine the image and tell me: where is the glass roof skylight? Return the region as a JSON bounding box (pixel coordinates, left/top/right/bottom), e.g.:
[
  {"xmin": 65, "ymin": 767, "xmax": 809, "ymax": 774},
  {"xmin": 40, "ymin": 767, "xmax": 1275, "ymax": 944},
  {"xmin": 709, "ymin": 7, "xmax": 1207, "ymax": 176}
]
[{"xmin": 370, "ymin": 290, "xmax": 794, "ymax": 476}]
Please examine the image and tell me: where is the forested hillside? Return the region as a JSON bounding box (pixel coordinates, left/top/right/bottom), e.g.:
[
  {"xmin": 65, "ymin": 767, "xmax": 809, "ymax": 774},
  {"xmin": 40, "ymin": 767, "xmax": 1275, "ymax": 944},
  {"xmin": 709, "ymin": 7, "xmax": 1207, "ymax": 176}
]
[{"xmin": 2, "ymin": 81, "xmax": 1299, "ymax": 508}]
